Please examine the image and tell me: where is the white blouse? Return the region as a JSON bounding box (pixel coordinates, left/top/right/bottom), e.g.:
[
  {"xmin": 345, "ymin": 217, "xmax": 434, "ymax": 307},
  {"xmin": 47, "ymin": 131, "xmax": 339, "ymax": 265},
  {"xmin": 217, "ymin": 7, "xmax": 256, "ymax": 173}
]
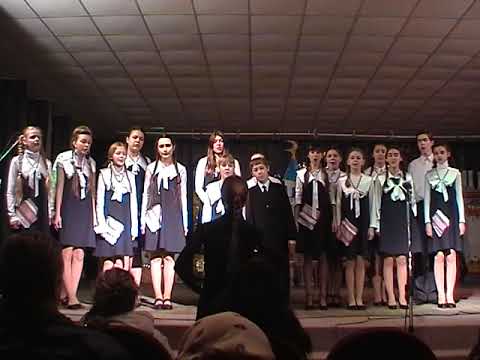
[
  {"xmin": 95, "ymin": 167, "xmax": 138, "ymax": 239},
  {"xmin": 424, "ymin": 163, "xmax": 465, "ymax": 224},
  {"xmin": 336, "ymin": 174, "xmax": 375, "ymax": 227},
  {"xmin": 194, "ymin": 155, "xmax": 241, "ymax": 206},
  {"xmin": 141, "ymin": 161, "xmax": 188, "ymax": 234},
  {"xmin": 53, "ymin": 150, "xmax": 96, "ymax": 200},
  {"xmin": 6, "ymin": 151, "xmax": 52, "ymax": 220},
  {"xmin": 370, "ymin": 171, "xmax": 417, "ymax": 230}
]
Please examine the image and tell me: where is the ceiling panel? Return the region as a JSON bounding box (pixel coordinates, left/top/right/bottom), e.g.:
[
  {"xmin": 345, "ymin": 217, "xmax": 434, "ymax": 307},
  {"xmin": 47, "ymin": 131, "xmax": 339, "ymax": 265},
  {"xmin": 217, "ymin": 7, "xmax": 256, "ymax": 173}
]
[
  {"xmin": 138, "ymin": 0, "xmax": 193, "ymax": 14},
  {"xmin": 44, "ymin": 17, "xmax": 98, "ymax": 36},
  {"xmin": 93, "ymin": 16, "xmax": 148, "ymax": 36},
  {"xmin": 27, "ymin": 0, "xmax": 86, "ymax": 17},
  {"xmin": 193, "ymin": 0, "xmax": 249, "ymax": 14},
  {"xmin": 1, "ymin": 0, "xmax": 478, "ymax": 137},
  {"xmin": 198, "ymin": 15, "xmax": 248, "ymax": 34},
  {"xmin": 0, "ymin": 0, "xmax": 36, "ymax": 18},
  {"xmin": 82, "ymin": 0, "xmax": 140, "ymax": 16},
  {"xmin": 306, "ymin": 0, "xmax": 362, "ymax": 16}
]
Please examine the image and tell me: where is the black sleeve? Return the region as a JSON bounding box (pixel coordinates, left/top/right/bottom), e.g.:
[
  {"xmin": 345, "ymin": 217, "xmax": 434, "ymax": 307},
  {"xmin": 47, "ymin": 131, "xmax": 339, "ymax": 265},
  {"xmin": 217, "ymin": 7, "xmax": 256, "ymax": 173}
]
[
  {"xmin": 279, "ymin": 186, "xmax": 297, "ymax": 240},
  {"xmin": 174, "ymin": 226, "xmax": 204, "ymax": 294},
  {"xmin": 245, "ymin": 189, "xmax": 254, "ymax": 225}
]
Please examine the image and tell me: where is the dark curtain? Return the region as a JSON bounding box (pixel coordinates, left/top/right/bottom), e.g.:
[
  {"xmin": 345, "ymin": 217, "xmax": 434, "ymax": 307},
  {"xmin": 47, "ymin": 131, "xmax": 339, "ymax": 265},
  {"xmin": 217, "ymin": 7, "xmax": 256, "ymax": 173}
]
[{"xmin": 0, "ymin": 79, "xmax": 28, "ymax": 245}]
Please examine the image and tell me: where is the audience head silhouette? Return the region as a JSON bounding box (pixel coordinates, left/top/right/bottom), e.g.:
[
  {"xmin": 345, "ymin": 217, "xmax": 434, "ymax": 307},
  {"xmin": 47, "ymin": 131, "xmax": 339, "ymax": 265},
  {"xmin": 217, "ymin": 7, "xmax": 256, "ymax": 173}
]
[
  {"xmin": 177, "ymin": 311, "xmax": 275, "ymax": 360},
  {"xmin": 221, "ymin": 175, "xmax": 247, "ymax": 215},
  {"xmin": 88, "ymin": 268, "xmax": 139, "ymax": 318},
  {"xmin": 0, "ymin": 231, "xmax": 63, "ymax": 312},
  {"xmin": 327, "ymin": 328, "xmax": 436, "ymax": 360}
]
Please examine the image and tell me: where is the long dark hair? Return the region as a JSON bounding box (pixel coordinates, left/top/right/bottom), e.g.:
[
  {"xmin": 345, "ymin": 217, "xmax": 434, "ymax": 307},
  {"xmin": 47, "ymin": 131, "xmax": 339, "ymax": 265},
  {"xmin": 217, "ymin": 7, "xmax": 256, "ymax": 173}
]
[
  {"xmin": 221, "ymin": 176, "xmax": 247, "ymax": 276},
  {"xmin": 366, "ymin": 143, "xmax": 387, "ymax": 176},
  {"xmin": 303, "ymin": 145, "xmax": 329, "ymax": 194},
  {"xmin": 432, "ymin": 143, "xmax": 455, "ymax": 168},
  {"xmin": 206, "ymin": 130, "xmax": 225, "ymax": 175},
  {"xmin": 384, "ymin": 144, "xmax": 407, "ymax": 190},
  {"xmin": 221, "ymin": 175, "xmax": 247, "ymax": 220},
  {"xmin": 70, "ymin": 125, "xmax": 95, "ymax": 198},
  {"xmin": 148, "ymin": 133, "xmax": 181, "ymax": 209}
]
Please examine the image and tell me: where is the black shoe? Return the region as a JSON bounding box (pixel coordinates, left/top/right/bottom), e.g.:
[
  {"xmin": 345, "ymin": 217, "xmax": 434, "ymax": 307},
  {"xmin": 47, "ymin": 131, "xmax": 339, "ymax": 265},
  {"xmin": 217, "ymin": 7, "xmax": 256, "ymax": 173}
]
[
  {"xmin": 153, "ymin": 298, "xmax": 163, "ymax": 310},
  {"xmin": 399, "ymin": 304, "xmax": 408, "ymax": 310},
  {"xmin": 347, "ymin": 304, "xmax": 357, "ymax": 310},
  {"xmin": 388, "ymin": 304, "xmax": 398, "ymax": 310},
  {"xmin": 437, "ymin": 303, "xmax": 447, "ymax": 309},
  {"xmin": 318, "ymin": 305, "xmax": 328, "ymax": 310},
  {"xmin": 161, "ymin": 299, "xmax": 173, "ymax": 310},
  {"xmin": 66, "ymin": 303, "xmax": 84, "ymax": 310},
  {"xmin": 356, "ymin": 304, "xmax": 367, "ymax": 311},
  {"xmin": 373, "ymin": 301, "xmax": 383, "ymax": 307},
  {"xmin": 447, "ymin": 303, "xmax": 456, "ymax": 308}
]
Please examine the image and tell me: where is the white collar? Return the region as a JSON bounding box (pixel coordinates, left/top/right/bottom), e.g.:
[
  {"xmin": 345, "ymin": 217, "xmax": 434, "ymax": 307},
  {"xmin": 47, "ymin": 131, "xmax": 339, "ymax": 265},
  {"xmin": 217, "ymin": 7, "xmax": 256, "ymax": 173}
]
[
  {"xmin": 126, "ymin": 154, "xmax": 148, "ymax": 172},
  {"xmin": 421, "ymin": 153, "xmax": 434, "ymax": 162},
  {"xmin": 24, "ymin": 149, "xmax": 40, "ymax": 161},
  {"xmin": 436, "ymin": 161, "xmax": 449, "ymax": 169},
  {"xmin": 373, "ymin": 165, "xmax": 386, "ymax": 174},
  {"xmin": 258, "ymin": 179, "xmax": 270, "ymax": 192}
]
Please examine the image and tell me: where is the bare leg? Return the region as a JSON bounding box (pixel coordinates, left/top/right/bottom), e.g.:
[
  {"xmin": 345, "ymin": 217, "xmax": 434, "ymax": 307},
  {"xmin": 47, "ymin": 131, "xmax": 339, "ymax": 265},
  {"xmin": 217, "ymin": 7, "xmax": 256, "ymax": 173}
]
[
  {"xmin": 150, "ymin": 257, "xmax": 163, "ymax": 301},
  {"xmin": 62, "ymin": 247, "xmax": 74, "ymax": 303},
  {"xmin": 102, "ymin": 260, "xmax": 114, "ymax": 272},
  {"xmin": 114, "ymin": 258, "xmax": 123, "ymax": 268},
  {"xmin": 319, "ymin": 254, "xmax": 329, "ymax": 307},
  {"xmin": 131, "ymin": 268, "xmax": 143, "ymax": 287},
  {"xmin": 303, "ymin": 256, "xmax": 313, "ymax": 308},
  {"xmin": 372, "ymin": 254, "xmax": 383, "ymax": 304},
  {"xmin": 446, "ymin": 250, "xmax": 457, "ymax": 304},
  {"xmin": 69, "ymin": 248, "xmax": 84, "ymax": 305},
  {"xmin": 122, "ymin": 256, "xmax": 130, "ymax": 271},
  {"xmin": 162, "ymin": 256, "xmax": 175, "ymax": 307},
  {"xmin": 396, "ymin": 255, "xmax": 407, "ymax": 306},
  {"xmin": 384, "ymin": 257, "xmax": 396, "ymax": 306},
  {"xmin": 434, "ymin": 252, "xmax": 446, "ymax": 305},
  {"xmin": 288, "ymin": 240, "xmax": 296, "ymax": 289},
  {"xmin": 332, "ymin": 262, "xmax": 343, "ymax": 306},
  {"xmin": 345, "ymin": 259, "xmax": 355, "ymax": 307},
  {"xmin": 355, "ymin": 256, "xmax": 365, "ymax": 307}
]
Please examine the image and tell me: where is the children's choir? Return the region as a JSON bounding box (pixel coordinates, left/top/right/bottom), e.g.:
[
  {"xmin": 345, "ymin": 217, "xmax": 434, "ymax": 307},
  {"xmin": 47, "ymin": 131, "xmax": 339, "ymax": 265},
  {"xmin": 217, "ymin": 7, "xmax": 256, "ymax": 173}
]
[{"xmin": 5, "ymin": 127, "xmax": 466, "ymax": 310}]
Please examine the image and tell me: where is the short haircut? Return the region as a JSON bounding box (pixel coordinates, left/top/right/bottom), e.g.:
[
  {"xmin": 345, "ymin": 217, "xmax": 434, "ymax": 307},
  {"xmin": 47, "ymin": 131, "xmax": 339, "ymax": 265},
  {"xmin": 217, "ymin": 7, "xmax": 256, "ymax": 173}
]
[
  {"xmin": 250, "ymin": 157, "xmax": 269, "ymax": 171},
  {"xmin": 416, "ymin": 130, "xmax": 433, "ymax": 141},
  {"xmin": 217, "ymin": 153, "xmax": 235, "ymax": 167}
]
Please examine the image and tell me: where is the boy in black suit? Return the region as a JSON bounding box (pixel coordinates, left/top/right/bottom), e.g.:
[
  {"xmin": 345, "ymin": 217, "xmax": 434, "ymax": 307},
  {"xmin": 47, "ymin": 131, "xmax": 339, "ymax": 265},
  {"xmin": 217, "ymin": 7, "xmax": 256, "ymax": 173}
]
[{"xmin": 246, "ymin": 156, "xmax": 297, "ymax": 305}]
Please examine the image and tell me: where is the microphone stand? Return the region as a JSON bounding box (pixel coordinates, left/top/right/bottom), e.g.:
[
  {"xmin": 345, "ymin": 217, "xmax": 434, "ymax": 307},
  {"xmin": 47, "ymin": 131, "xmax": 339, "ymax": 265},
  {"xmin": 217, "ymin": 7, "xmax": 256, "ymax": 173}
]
[
  {"xmin": 405, "ymin": 184, "xmax": 414, "ymax": 333},
  {"xmin": 0, "ymin": 139, "xmax": 19, "ymax": 189}
]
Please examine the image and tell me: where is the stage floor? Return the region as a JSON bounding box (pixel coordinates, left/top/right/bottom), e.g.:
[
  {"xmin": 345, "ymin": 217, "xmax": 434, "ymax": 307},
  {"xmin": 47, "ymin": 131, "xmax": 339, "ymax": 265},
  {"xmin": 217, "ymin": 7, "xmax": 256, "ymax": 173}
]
[{"xmin": 62, "ymin": 275, "xmax": 480, "ymax": 359}]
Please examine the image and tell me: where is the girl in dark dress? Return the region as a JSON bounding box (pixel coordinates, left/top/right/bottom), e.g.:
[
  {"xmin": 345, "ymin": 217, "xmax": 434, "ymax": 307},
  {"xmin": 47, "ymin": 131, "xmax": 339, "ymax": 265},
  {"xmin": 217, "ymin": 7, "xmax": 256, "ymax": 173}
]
[
  {"xmin": 125, "ymin": 127, "xmax": 151, "ymax": 286},
  {"xmin": 6, "ymin": 126, "xmax": 51, "ymax": 234},
  {"xmin": 364, "ymin": 143, "xmax": 388, "ymax": 306},
  {"xmin": 141, "ymin": 134, "xmax": 188, "ymax": 310},
  {"xmin": 336, "ymin": 148, "xmax": 374, "ymax": 310},
  {"xmin": 53, "ymin": 126, "xmax": 96, "ymax": 309},
  {"xmin": 325, "ymin": 148, "xmax": 346, "ymax": 307},
  {"xmin": 295, "ymin": 145, "xmax": 332, "ymax": 310},
  {"xmin": 372, "ymin": 146, "xmax": 420, "ymax": 309},
  {"xmin": 425, "ymin": 144, "xmax": 466, "ymax": 308},
  {"xmin": 94, "ymin": 142, "xmax": 137, "ymax": 272},
  {"xmin": 194, "ymin": 131, "xmax": 241, "ymax": 225}
]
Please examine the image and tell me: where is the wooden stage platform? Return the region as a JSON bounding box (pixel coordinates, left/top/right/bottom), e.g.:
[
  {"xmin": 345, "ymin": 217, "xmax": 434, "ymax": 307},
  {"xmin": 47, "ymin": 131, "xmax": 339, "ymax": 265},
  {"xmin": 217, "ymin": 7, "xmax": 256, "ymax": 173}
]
[{"xmin": 63, "ymin": 275, "xmax": 480, "ymax": 360}]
